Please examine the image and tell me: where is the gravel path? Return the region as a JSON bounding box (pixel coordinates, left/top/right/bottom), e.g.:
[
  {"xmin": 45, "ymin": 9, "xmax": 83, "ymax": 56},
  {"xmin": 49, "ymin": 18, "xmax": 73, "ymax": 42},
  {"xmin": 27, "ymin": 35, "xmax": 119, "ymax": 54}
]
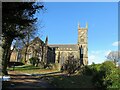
[{"xmin": 2, "ymin": 72, "xmax": 63, "ymax": 90}]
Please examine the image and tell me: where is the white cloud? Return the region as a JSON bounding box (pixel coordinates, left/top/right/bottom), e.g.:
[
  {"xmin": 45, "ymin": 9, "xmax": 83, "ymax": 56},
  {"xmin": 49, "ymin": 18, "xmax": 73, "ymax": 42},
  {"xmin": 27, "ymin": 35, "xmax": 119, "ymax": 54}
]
[
  {"xmin": 88, "ymin": 55, "xmax": 96, "ymax": 65},
  {"xmin": 88, "ymin": 50, "xmax": 105, "ymax": 65},
  {"xmin": 88, "ymin": 50, "xmax": 112, "ymax": 65},
  {"xmin": 89, "ymin": 50, "xmax": 102, "ymax": 64},
  {"xmin": 104, "ymin": 50, "xmax": 111, "ymax": 56},
  {"xmin": 89, "ymin": 55, "xmax": 96, "ymax": 60},
  {"xmin": 88, "ymin": 53, "xmax": 105, "ymax": 65},
  {"xmin": 91, "ymin": 51, "xmax": 101, "ymax": 54},
  {"xmin": 112, "ymin": 41, "xmax": 120, "ymax": 46},
  {"xmin": 88, "ymin": 49, "xmax": 120, "ymax": 65}
]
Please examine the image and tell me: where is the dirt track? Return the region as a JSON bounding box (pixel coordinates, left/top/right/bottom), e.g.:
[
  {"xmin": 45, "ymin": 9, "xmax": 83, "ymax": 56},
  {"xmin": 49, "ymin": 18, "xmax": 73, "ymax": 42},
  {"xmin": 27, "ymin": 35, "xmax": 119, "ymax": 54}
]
[{"xmin": 2, "ymin": 71, "xmax": 62, "ymax": 90}]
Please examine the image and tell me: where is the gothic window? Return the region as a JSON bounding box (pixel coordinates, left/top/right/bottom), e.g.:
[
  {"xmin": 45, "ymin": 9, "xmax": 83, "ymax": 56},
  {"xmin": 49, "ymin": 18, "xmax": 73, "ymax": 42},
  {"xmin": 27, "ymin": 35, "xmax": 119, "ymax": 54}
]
[
  {"xmin": 81, "ymin": 48, "xmax": 83, "ymax": 54},
  {"xmin": 84, "ymin": 47, "xmax": 86, "ymax": 54},
  {"xmin": 29, "ymin": 53, "xmax": 32, "ymax": 59}
]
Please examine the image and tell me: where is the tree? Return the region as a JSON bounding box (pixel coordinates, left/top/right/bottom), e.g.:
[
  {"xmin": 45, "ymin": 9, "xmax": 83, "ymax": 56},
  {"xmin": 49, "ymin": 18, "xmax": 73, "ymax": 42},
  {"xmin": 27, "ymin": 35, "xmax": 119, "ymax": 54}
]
[
  {"xmin": 29, "ymin": 57, "xmax": 39, "ymax": 66},
  {"xmin": 92, "ymin": 61, "xmax": 120, "ymax": 89},
  {"xmin": 63, "ymin": 53, "xmax": 80, "ymax": 74},
  {"xmin": 107, "ymin": 51, "xmax": 120, "ymax": 65},
  {"xmin": 19, "ymin": 25, "xmax": 37, "ymax": 64},
  {"xmin": 2, "ymin": 2, "xmax": 44, "ymax": 75},
  {"xmin": 31, "ymin": 38, "xmax": 44, "ymax": 66},
  {"xmin": 9, "ymin": 38, "xmax": 24, "ymax": 63}
]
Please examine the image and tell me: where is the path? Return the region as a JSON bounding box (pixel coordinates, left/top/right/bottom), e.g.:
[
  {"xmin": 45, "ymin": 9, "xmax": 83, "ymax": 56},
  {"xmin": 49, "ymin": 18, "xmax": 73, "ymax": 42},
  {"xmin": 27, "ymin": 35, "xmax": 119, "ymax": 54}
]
[{"xmin": 3, "ymin": 71, "xmax": 66, "ymax": 90}]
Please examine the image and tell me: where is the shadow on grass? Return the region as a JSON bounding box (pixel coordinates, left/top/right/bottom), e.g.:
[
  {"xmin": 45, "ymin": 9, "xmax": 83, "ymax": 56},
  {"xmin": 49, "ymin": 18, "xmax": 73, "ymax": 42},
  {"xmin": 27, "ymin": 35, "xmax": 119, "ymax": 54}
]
[
  {"xmin": 48, "ymin": 74, "xmax": 94, "ymax": 88},
  {"xmin": 3, "ymin": 71, "xmax": 62, "ymax": 90},
  {"xmin": 3, "ymin": 70, "xmax": 95, "ymax": 89},
  {"xmin": 2, "ymin": 76, "xmax": 55, "ymax": 90}
]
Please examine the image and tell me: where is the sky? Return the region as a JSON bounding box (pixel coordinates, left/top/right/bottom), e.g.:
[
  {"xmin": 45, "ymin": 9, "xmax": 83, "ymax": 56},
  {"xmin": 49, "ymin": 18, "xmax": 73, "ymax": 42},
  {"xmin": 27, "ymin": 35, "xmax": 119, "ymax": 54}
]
[{"xmin": 35, "ymin": 2, "xmax": 118, "ymax": 65}]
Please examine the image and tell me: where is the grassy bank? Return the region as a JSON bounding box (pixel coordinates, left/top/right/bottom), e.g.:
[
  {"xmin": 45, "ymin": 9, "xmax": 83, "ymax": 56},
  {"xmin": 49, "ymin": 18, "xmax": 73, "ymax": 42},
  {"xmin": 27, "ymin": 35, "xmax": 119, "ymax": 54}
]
[
  {"xmin": 8, "ymin": 65, "xmax": 59, "ymax": 74},
  {"xmin": 8, "ymin": 65, "xmax": 41, "ymax": 71},
  {"xmin": 49, "ymin": 74, "xmax": 94, "ymax": 88}
]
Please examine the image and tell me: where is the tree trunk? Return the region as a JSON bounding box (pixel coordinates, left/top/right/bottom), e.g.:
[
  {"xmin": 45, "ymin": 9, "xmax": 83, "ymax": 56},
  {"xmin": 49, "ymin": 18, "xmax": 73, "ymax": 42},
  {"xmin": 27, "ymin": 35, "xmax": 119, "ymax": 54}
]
[
  {"xmin": 2, "ymin": 37, "xmax": 13, "ymax": 75},
  {"xmin": 8, "ymin": 46, "xmax": 15, "ymax": 63},
  {"xmin": 23, "ymin": 35, "xmax": 30, "ymax": 64},
  {"xmin": 24, "ymin": 45, "xmax": 28, "ymax": 64}
]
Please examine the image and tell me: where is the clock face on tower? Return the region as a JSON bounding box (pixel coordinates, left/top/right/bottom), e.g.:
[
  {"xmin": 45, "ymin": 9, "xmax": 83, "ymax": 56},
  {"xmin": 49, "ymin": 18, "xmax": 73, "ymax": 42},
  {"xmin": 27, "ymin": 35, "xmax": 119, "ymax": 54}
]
[
  {"xmin": 81, "ymin": 31, "xmax": 84, "ymax": 36},
  {"xmin": 81, "ymin": 31, "xmax": 84, "ymax": 34},
  {"xmin": 78, "ymin": 30, "xmax": 87, "ymax": 44},
  {"xmin": 79, "ymin": 31, "xmax": 86, "ymax": 43},
  {"xmin": 80, "ymin": 31, "xmax": 84, "ymax": 37}
]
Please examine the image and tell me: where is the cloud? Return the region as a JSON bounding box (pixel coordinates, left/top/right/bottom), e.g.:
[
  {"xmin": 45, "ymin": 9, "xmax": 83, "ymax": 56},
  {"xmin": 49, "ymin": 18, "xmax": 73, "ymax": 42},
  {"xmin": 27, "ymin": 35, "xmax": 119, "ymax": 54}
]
[
  {"xmin": 89, "ymin": 55, "xmax": 96, "ymax": 64},
  {"xmin": 91, "ymin": 51, "xmax": 100, "ymax": 54},
  {"xmin": 89, "ymin": 55, "xmax": 96, "ymax": 60},
  {"xmin": 104, "ymin": 50, "xmax": 111, "ymax": 56},
  {"xmin": 88, "ymin": 50, "xmax": 104, "ymax": 65},
  {"xmin": 112, "ymin": 41, "xmax": 120, "ymax": 46},
  {"xmin": 88, "ymin": 50, "xmax": 112, "ymax": 65},
  {"xmin": 88, "ymin": 49, "xmax": 120, "ymax": 65},
  {"xmin": 88, "ymin": 54, "xmax": 96, "ymax": 65}
]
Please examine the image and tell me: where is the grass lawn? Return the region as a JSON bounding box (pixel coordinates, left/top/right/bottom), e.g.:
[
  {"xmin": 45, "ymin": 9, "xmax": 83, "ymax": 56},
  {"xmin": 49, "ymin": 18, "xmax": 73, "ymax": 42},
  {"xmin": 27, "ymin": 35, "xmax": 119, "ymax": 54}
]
[
  {"xmin": 6, "ymin": 65, "xmax": 95, "ymax": 88},
  {"xmin": 7, "ymin": 65, "xmax": 95, "ymax": 88},
  {"xmin": 8, "ymin": 65, "xmax": 42, "ymax": 71},
  {"xmin": 8, "ymin": 65, "xmax": 59, "ymax": 74},
  {"xmin": 49, "ymin": 74, "xmax": 94, "ymax": 88}
]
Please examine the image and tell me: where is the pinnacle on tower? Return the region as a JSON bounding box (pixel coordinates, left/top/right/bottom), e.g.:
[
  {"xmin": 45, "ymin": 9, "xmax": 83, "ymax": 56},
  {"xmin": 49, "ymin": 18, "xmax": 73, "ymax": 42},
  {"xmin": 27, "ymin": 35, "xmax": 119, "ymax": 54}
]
[
  {"xmin": 86, "ymin": 22, "xmax": 88, "ymax": 29},
  {"xmin": 78, "ymin": 22, "xmax": 80, "ymax": 29},
  {"xmin": 45, "ymin": 36, "xmax": 48, "ymax": 45}
]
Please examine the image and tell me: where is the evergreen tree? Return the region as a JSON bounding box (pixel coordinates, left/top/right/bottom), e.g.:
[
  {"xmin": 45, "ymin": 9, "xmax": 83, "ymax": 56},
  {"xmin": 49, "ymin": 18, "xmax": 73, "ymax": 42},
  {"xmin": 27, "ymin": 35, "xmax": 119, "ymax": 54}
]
[{"xmin": 2, "ymin": 2, "xmax": 44, "ymax": 75}]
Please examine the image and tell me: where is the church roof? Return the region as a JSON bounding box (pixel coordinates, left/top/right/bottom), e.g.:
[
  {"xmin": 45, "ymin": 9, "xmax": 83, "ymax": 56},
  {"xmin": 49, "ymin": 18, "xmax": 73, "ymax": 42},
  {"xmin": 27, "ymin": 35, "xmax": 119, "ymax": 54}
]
[
  {"xmin": 49, "ymin": 44, "xmax": 78, "ymax": 51},
  {"xmin": 29, "ymin": 37, "xmax": 45, "ymax": 46},
  {"xmin": 31, "ymin": 37, "xmax": 44, "ymax": 44}
]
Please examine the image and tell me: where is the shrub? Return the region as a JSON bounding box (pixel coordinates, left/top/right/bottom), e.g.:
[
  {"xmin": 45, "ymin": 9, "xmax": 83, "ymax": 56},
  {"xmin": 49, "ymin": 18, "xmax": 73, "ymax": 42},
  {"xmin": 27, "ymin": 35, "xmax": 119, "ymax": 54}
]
[
  {"xmin": 92, "ymin": 61, "xmax": 120, "ymax": 89},
  {"xmin": 63, "ymin": 55, "xmax": 80, "ymax": 74},
  {"xmin": 37, "ymin": 61, "xmax": 45, "ymax": 68},
  {"xmin": 29, "ymin": 57, "xmax": 39, "ymax": 66},
  {"xmin": 81, "ymin": 65, "xmax": 96, "ymax": 76},
  {"xmin": 101, "ymin": 61, "xmax": 120, "ymax": 89},
  {"xmin": 46, "ymin": 63, "xmax": 61, "ymax": 71},
  {"xmin": 21, "ymin": 58, "xmax": 26, "ymax": 64}
]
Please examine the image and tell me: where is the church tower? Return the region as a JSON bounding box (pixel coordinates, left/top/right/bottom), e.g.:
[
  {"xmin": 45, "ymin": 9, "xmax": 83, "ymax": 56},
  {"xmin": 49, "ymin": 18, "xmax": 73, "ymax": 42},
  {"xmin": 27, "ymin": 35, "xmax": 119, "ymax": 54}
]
[{"xmin": 78, "ymin": 22, "xmax": 88, "ymax": 65}]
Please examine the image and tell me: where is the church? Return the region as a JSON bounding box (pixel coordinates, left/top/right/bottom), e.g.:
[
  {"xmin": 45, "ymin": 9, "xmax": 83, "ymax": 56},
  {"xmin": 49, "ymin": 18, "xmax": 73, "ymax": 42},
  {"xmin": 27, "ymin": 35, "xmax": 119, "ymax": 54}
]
[
  {"xmin": 10, "ymin": 22, "xmax": 88, "ymax": 68},
  {"xmin": 49, "ymin": 22, "xmax": 88, "ymax": 66}
]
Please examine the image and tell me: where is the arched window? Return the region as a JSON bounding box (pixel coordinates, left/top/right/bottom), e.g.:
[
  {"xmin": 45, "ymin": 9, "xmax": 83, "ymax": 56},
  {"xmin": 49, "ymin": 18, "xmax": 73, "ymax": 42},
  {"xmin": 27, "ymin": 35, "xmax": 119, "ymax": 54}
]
[{"xmin": 81, "ymin": 48, "xmax": 83, "ymax": 54}]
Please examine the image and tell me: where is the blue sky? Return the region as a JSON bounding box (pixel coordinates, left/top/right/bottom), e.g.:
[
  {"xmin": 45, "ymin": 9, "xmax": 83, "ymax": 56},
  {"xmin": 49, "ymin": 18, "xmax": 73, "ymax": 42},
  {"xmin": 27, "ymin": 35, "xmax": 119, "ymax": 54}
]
[{"xmin": 35, "ymin": 2, "xmax": 118, "ymax": 64}]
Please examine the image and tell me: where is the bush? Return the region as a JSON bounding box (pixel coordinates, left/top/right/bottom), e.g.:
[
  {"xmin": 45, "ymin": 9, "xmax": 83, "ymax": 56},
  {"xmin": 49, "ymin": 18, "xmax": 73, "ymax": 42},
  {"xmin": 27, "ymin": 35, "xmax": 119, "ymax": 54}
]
[
  {"xmin": 92, "ymin": 61, "xmax": 120, "ymax": 89},
  {"xmin": 20, "ymin": 57, "xmax": 25, "ymax": 64},
  {"xmin": 101, "ymin": 61, "xmax": 120, "ymax": 89},
  {"xmin": 29, "ymin": 57, "xmax": 39, "ymax": 66},
  {"xmin": 81, "ymin": 65, "xmax": 96, "ymax": 76},
  {"xmin": 63, "ymin": 55, "xmax": 80, "ymax": 74},
  {"xmin": 79, "ymin": 61, "xmax": 120, "ymax": 89}
]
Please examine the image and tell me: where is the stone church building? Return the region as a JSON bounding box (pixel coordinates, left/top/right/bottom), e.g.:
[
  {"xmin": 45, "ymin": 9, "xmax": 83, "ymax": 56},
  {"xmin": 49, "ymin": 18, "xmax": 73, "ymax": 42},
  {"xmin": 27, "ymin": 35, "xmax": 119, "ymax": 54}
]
[
  {"xmin": 49, "ymin": 23, "xmax": 88, "ymax": 66},
  {"xmin": 10, "ymin": 22, "xmax": 88, "ymax": 67}
]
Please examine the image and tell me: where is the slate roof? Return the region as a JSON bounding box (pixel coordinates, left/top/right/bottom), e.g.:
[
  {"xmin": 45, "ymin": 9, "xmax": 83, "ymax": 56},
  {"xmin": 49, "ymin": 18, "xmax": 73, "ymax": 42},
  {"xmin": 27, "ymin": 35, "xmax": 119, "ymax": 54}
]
[
  {"xmin": 49, "ymin": 44, "xmax": 78, "ymax": 51},
  {"xmin": 30, "ymin": 37, "xmax": 44, "ymax": 45}
]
